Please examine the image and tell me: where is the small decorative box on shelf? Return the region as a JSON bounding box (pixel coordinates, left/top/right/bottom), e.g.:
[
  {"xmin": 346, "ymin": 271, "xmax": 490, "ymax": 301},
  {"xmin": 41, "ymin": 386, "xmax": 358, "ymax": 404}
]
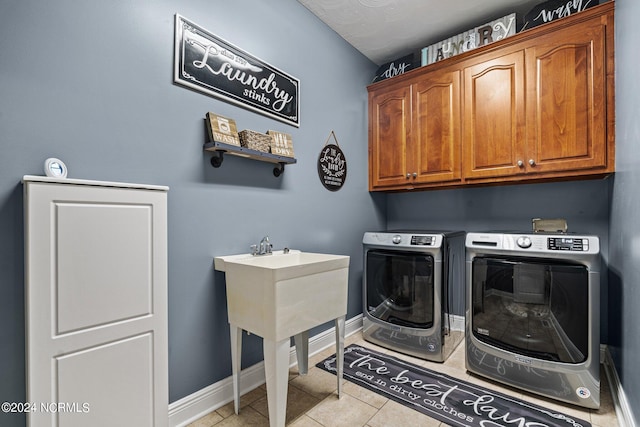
[{"xmin": 238, "ymin": 130, "xmax": 272, "ymax": 153}]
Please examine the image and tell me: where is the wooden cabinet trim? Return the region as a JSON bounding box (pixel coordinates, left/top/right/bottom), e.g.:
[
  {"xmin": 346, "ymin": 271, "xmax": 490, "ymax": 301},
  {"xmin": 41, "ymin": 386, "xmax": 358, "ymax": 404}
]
[{"xmin": 367, "ymin": 2, "xmax": 614, "ymax": 94}]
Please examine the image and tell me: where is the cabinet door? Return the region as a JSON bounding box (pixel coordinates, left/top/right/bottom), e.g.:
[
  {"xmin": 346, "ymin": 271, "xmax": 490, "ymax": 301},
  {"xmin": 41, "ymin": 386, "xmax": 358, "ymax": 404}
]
[
  {"xmin": 369, "ymin": 84, "xmax": 412, "ymax": 189},
  {"xmin": 525, "ymin": 17, "xmax": 608, "ymax": 174},
  {"xmin": 463, "ymin": 50, "xmax": 526, "ymax": 180},
  {"xmin": 412, "ymin": 68, "xmax": 462, "ymax": 184},
  {"xmin": 24, "ymin": 180, "xmax": 168, "ymax": 427}
]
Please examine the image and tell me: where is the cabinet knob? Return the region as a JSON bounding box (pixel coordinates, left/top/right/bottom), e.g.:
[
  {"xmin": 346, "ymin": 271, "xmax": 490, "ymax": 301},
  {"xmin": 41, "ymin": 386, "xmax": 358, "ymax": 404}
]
[
  {"xmin": 406, "ymin": 173, "xmax": 411, "ymax": 179},
  {"xmin": 517, "ymin": 160, "xmax": 524, "ymax": 167},
  {"xmin": 412, "ymin": 172, "xmax": 417, "ymax": 178},
  {"xmin": 529, "ymin": 159, "xmax": 536, "ymax": 166}
]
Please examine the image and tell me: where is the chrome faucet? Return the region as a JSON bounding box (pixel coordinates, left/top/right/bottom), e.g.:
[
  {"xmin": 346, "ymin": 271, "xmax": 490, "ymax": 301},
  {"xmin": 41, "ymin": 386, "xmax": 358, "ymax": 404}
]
[{"xmin": 251, "ymin": 235, "xmax": 272, "ymax": 256}]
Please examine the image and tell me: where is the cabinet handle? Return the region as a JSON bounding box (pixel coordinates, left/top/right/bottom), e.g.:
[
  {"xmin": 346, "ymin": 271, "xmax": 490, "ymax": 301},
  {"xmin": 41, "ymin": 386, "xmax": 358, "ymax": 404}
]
[
  {"xmin": 412, "ymin": 172, "xmax": 417, "ymax": 178},
  {"xmin": 517, "ymin": 160, "xmax": 524, "ymax": 167},
  {"xmin": 529, "ymin": 159, "xmax": 536, "ymax": 166}
]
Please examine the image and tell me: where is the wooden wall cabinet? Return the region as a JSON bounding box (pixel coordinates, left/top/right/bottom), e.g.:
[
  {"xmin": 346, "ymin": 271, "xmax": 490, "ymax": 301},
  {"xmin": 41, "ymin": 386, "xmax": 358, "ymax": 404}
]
[
  {"xmin": 369, "ymin": 83, "xmax": 412, "ymax": 189},
  {"xmin": 369, "ymin": 66, "xmax": 461, "ymax": 190},
  {"xmin": 462, "ymin": 50, "xmax": 526, "ymax": 181},
  {"xmin": 368, "ymin": 2, "xmax": 614, "ymax": 192}
]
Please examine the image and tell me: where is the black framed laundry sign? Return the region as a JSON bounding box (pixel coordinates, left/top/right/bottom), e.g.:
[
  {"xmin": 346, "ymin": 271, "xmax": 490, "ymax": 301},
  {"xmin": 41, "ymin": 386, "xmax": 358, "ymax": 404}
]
[
  {"xmin": 318, "ymin": 131, "xmax": 347, "ymax": 191},
  {"xmin": 174, "ymin": 15, "xmax": 300, "ymax": 127}
]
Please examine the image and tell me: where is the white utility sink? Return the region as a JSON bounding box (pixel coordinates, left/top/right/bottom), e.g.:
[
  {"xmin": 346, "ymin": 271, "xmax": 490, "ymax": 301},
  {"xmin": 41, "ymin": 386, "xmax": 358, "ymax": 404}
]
[
  {"xmin": 215, "ymin": 250, "xmax": 349, "ymax": 340},
  {"xmin": 214, "ymin": 250, "xmax": 350, "ymax": 427}
]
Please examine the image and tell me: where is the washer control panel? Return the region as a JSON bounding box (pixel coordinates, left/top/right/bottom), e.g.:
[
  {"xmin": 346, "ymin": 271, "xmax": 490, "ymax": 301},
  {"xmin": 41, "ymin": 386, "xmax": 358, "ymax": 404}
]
[
  {"xmin": 363, "ymin": 232, "xmax": 445, "ymax": 249},
  {"xmin": 390, "ymin": 234, "xmax": 435, "ymax": 245},
  {"xmin": 410, "ymin": 235, "xmax": 435, "ymax": 246}
]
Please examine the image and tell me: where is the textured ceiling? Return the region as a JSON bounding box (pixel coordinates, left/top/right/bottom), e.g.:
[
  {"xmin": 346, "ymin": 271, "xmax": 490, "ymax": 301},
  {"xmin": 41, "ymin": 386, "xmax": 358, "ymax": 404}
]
[{"xmin": 297, "ymin": 0, "xmax": 542, "ymax": 65}]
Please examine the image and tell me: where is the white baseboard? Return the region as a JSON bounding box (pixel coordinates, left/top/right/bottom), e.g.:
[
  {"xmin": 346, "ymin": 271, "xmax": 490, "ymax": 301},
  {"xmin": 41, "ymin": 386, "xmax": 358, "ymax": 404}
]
[
  {"xmin": 168, "ymin": 314, "xmax": 364, "ymax": 427},
  {"xmin": 602, "ymin": 345, "xmax": 637, "ymax": 427}
]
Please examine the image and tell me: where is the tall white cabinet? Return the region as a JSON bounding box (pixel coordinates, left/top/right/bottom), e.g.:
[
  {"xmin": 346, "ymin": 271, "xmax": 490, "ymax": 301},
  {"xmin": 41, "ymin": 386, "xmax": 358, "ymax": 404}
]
[{"xmin": 23, "ymin": 176, "xmax": 169, "ymax": 427}]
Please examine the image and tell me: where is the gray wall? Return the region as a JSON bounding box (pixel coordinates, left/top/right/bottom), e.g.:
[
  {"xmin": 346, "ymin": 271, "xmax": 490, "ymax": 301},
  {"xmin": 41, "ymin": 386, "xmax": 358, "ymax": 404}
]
[
  {"xmin": 0, "ymin": 1, "xmax": 382, "ymax": 425},
  {"xmin": 609, "ymin": 0, "xmax": 640, "ymax": 424}
]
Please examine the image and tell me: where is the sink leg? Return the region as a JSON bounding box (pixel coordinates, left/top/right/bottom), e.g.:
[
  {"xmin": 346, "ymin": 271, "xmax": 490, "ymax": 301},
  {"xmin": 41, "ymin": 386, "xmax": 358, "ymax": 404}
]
[
  {"xmin": 230, "ymin": 324, "xmax": 242, "ymax": 415},
  {"xmin": 294, "ymin": 331, "xmax": 309, "ymax": 375},
  {"xmin": 335, "ymin": 316, "xmax": 345, "ymax": 398},
  {"xmin": 263, "ymin": 338, "xmax": 290, "ymax": 427}
]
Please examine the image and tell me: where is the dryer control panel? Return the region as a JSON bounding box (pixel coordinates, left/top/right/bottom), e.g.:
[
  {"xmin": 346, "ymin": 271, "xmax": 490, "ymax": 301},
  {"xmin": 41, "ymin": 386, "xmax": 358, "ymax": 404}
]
[
  {"xmin": 465, "ymin": 232, "xmax": 600, "ymax": 256},
  {"xmin": 548, "ymin": 237, "xmax": 589, "ymax": 251}
]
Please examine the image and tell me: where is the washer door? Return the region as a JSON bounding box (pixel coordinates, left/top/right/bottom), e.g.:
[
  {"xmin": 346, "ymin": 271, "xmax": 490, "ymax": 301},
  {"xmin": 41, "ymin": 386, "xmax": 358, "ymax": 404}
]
[
  {"xmin": 365, "ymin": 250, "xmax": 434, "ymax": 328},
  {"xmin": 471, "ymin": 256, "xmax": 589, "ymax": 363}
]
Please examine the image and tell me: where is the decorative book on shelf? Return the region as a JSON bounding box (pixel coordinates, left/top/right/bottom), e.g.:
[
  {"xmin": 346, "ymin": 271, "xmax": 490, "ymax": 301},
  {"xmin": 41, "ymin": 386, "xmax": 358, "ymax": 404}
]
[
  {"xmin": 268, "ymin": 130, "xmax": 294, "ymax": 158},
  {"xmin": 206, "ymin": 112, "xmax": 240, "ymax": 146}
]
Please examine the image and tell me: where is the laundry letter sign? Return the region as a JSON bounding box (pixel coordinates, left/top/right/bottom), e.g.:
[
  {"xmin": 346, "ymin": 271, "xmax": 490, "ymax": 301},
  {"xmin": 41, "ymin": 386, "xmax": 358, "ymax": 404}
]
[
  {"xmin": 174, "ymin": 15, "xmax": 300, "ymax": 127},
  {"xmin": 421, "ymin": 14, "xmax": 516, "ymax": 66}
]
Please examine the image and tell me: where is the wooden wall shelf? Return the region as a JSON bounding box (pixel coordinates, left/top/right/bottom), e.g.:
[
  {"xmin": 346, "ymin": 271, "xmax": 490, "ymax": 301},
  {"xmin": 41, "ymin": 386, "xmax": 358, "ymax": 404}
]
[{"xmin": 204, "ymin": 141, "xmax": 297, "ymax": 177}]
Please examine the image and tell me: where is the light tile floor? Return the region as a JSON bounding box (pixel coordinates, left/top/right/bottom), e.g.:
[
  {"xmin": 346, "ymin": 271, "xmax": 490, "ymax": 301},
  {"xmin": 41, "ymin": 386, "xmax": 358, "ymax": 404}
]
[{"xmin": 188, "ymin": 331, "xmax": 619, "ymax": 427}]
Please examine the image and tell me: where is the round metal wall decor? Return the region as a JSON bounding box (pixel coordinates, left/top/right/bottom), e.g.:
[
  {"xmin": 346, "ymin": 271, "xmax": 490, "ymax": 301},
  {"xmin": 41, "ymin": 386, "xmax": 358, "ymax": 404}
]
[{"xmin": 317, "ymin": 131, "xmax": 347, "ymax": 191}]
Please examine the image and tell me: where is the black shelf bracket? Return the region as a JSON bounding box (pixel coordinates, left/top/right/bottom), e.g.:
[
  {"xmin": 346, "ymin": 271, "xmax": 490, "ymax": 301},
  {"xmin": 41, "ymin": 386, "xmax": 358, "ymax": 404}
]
[
  {"xmin": 273, "ymin": 162, "xmax": 286, "ymax": 177},
  {"xmin": 210, "ymin": 150, "xmax": 224, "ymax": 168}
]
